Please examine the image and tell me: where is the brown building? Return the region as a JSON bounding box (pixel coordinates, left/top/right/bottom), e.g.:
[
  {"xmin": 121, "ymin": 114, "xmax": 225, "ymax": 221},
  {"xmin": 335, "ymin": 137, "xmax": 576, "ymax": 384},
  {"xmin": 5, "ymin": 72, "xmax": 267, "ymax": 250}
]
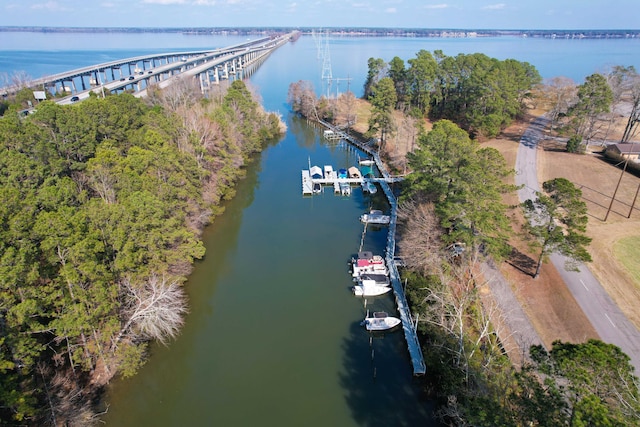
[{"xmin": 605, "ymin": 143, "xmax": 640, "ymax": 162}]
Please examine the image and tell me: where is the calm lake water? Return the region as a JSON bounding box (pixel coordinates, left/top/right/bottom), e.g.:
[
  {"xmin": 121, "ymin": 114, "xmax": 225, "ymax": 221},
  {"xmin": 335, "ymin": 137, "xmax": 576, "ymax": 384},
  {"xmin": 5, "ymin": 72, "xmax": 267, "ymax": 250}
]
[{"xmin": 2, "ymin": 30, "xmax": 640, "ymax": 426}]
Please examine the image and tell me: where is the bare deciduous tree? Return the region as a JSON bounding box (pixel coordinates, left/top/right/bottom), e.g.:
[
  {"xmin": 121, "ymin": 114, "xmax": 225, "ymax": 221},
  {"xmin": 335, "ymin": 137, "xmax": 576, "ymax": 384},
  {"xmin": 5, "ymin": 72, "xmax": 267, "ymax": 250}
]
[
  {"xmin": 398, "ymin": 200, "xmax": 511, "ymax": 404},
  {"xmin": 148, "ymin": 75, "xmax": 202, "ymax": 111},
  {"xmin": 334, "ymin": 90, "xmax": 357, "ymax": 131},
  {"xmin": 115, "ymin": 275, "xmax": 188, "ymax": 347},
  {"xmin": 543, "ymin": 77, "xmax": 577, "ymax": 129},
  {"xmin": 10, "ymin": 70, "xmax": 33, "ymax": 90},
  {"xmin": 287, "ymin": 80, "xmax": 319, "ymax": 120},
  {"xmin": 397, "ymin": 200, "xmax": 443, "ymax": 274}
]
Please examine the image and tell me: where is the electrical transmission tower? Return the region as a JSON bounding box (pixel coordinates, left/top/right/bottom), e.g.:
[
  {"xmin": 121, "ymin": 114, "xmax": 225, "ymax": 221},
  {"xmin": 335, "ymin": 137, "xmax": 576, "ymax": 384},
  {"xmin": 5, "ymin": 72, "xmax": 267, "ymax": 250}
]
[
  {"xmin": 314, "ymin": 30, "xmax": 351, "ymax": 99},
  {"xmin": 320, "ymin": 30, "xmax": 333, "ymax": 98}
]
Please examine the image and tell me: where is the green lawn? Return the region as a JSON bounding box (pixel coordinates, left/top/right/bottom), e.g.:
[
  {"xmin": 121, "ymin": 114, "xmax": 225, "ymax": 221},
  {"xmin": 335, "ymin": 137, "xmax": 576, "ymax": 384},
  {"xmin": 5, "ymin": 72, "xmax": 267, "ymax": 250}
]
[{"xmin": 613, "ymin": 236, "xmax": 640, "ymax": 283}]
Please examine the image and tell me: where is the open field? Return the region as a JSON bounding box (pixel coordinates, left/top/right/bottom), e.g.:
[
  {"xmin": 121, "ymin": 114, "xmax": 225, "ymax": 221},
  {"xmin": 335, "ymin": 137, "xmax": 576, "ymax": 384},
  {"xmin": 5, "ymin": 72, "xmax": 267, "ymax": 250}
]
[{"xmin": 614, "ymin": 237, "xmax": 640, "ymax": 283}]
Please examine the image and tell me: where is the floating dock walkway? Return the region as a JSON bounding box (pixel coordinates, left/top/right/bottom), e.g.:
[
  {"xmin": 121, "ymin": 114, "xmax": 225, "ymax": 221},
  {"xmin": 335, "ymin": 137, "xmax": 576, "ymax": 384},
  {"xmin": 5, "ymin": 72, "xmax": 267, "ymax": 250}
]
[
  {"xmin": 301, "ymin": 170, "xmax": 313, "ymax": 195},
  {"xmin": 312, "ymin": 121, "xmax": 426, "ymax": 376}
]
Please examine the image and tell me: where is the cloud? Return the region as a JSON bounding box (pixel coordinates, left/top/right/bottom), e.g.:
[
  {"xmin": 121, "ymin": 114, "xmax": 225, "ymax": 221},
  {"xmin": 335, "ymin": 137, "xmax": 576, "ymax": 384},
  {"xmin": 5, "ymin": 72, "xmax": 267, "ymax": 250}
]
[
  {"xmin": 193, "ymin": 0, "xmax": 216, "ymax": 4},
  {"xmin": 141, "ymin": 0, "xmax": 186, "ymax": 4},
  {"xmin": 482, "ymin": 3, "xmax": 505, "ymax": 10},
  {"xmin": 424, "ymin": 3, "xmax": 449, "ymax": 9},
  {"xmin": 385, "ymin": 7, "xmax": 396, "ymax": 13},
  {"xmin": 30, "ymin": 1, "xmax": 65, "ymax": 11}
]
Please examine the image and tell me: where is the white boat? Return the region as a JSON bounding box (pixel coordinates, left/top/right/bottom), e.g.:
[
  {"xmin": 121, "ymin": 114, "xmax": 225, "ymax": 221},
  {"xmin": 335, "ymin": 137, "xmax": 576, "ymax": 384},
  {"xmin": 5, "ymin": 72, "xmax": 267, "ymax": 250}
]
[
  {"xmin": 309, "ymin": 165, "xmax": 323, "ymax": 179},
  {"xmin": 361, "ymin": 180, "xmax": 377, "ymax": 194},
  {"xmin": 361, "ymin": 311, "xmax": 401, "ymax": 331},
  {"xmin": 358, "ymin": 156, "xmax": 375, "ymax": 166},
  {"xmin": 312, "ymin": 182, "xmax": 322, "ymax": 194},
  {"xmin": 357, "ymin": 273, "xmax": 390, "ymax": 286},
  {"xmin": 359, "ymin": 209, "xmax": 390, "ymax": 225},
  {"xmin": 339, "ymin": 182, "xmax": 351, "ymax": 196},
  {"xmin": 351, "ymin": 251, "xmax": 388, "ymax": 277},
  {"xmin": 352, "ymin": 275, "xmax": 391, "ymax": 297},
  {"xmin": 352, "ymin": 284, "xmax": 391, "ymax": 297}
]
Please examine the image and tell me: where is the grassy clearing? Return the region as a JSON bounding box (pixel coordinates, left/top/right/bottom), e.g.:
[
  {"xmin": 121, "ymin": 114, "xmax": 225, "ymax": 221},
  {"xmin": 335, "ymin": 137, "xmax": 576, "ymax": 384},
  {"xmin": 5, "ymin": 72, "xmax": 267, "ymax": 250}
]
[{"xmin": 613, "ymin": 236, "xmax": 640, "ymax": 283}]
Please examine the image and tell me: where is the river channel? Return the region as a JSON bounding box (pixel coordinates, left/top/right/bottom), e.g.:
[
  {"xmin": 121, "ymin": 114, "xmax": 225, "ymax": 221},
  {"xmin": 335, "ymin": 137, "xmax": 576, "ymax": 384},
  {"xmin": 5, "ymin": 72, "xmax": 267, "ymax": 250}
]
[{"xmin": 103, "ymin": 37, "xmax": 437, "ymax": 426}]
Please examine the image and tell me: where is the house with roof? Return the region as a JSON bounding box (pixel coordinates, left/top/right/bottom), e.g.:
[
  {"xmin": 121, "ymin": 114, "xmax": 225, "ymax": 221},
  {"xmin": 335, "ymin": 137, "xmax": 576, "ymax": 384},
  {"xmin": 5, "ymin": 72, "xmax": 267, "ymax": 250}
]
[{"xmin": 605, "ymin": 143, "xmax": 640, "ymax": 162}]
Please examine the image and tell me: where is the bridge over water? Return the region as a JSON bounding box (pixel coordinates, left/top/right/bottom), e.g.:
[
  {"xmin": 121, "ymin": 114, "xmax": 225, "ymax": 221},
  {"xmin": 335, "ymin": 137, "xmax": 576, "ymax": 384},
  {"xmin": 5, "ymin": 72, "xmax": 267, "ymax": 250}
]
[{"xmin": 4, "ymin": 32, "xmax": 295, "ymax": 104}]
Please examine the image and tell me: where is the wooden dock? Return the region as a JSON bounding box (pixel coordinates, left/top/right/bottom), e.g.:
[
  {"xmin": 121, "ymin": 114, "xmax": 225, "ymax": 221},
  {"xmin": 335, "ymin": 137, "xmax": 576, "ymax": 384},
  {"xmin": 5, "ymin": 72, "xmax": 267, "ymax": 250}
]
[
  {"xmin": 317, "ymin": 121, "xmax": 427, "ymax": 376},
  {"xmin": 379, "ymin": 180, "xmax": 427, "ymax": 376}
]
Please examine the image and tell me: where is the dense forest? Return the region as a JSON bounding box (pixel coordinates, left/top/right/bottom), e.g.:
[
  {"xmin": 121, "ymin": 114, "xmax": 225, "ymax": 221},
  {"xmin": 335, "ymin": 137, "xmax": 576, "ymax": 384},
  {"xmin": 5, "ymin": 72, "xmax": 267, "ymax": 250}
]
[
  {"xmin": 289, "ymin": 49, "xmax": 640, "ymax": 425},
  {"xmin": 0, "ymin": 79, "xmax": 284, "ymax": 425},
  {"xmin": 289, "ymin": 50, "xmax": 541, "ymax": 141}
]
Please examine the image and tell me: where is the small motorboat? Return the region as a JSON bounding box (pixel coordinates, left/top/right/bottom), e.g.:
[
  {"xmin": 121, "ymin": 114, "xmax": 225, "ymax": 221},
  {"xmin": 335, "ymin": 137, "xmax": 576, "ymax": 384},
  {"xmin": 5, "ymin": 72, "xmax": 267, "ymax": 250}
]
[
  {"xmin": 309, "ymin": 165, "xmax": 323, "ymax": 179},
  {"xmin": 340, "ymin": 182, "xmax": 351, "ymax": 196},
  {"xmin": 351, "ymin": 251, "xmax": 388, "ymax": 277},
  {"xmin": 361, "ymin": 311, "xmax": 401, "ymax": 331},
  {"xmin": 361, "ymin": 180, "xmax": 377, "ymax": 194},
  {"xmin": 352, "ymin": 283, "xmax": 391, "ymax": 297},
  {"xmin": 352, "ymin": 273, "xmax": 391, "ymax": 297},
  {"xmin": 312, "ymin": 182, "xmax": 322, "ymax": 194},
  {"xmin": 348, "ymin": 166, "xmax": 362, "ymax": 179},
  {"xmin": 359, "ymin": 209, "xmax": 390, "ymax": 225}
]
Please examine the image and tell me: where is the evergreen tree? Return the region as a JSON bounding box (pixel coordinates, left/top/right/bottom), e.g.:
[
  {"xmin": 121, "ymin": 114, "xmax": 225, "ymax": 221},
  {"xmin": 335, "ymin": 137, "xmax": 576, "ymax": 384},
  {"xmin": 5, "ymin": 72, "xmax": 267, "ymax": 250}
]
[{"xmin": 523, "ymin": 178, "xmax": 592, "ymax": 278}]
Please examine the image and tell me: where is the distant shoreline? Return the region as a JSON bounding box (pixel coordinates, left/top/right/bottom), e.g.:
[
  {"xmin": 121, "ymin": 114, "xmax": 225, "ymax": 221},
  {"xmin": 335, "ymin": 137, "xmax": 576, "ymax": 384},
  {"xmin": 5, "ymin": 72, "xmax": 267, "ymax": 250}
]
[{"xmin": 0, "ymin": 26, "xmax": 639, "ymax": 39}]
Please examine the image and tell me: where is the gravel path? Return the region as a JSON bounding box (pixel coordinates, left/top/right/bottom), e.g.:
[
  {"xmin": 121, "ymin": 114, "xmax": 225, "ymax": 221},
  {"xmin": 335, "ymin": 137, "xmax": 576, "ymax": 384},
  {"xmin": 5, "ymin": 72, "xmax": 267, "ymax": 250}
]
[{"xmin": 482, "ymin": 260, "xmax": 543, "ymax": 363}]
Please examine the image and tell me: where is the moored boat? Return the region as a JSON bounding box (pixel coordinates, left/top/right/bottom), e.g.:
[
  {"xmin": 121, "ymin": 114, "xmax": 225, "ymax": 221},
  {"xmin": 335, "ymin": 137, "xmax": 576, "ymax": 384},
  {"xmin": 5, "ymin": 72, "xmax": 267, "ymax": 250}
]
[
  {"xmin": 351, "ymin": 251, "xmax": 388, "ymax": 277},
  {"xmin": 359, "ymin": 209, "xmax": 390, "ymax": 225},
  {"xmin": 348, "ymin": 166, "xmax": 362, "ymax": 179},
  {"xmin": 357, "ymin": 273, "xmax": 390, "ymax": 286},
  {"xmin": 339, "ymin": 182, "xmax": 351, "ymax": 196},
  {"xmin": 309, "ymin": 165, "xmax": 323, "ymax": 179},
  {"xmin": 352, "ymin": 274, "xmax": 391, "ymax": 297},
  {"xmin": 352, "ymin": 284, "xmax": 391, "ymax": 297},
  {"xmin": 361, "ymin": 311, "xmax": 401, "ymax": 331},
  {"xmin": 361, "ymin": 180, "xmax": 377, "ymax": 194}
]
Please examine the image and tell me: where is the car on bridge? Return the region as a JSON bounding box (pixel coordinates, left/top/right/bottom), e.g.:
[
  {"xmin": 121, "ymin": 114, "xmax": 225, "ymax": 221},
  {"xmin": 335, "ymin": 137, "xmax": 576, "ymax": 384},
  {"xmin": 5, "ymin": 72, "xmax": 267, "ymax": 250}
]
[{"xmin": 70, "ymin": 96, "xmax": 79, "ymax": 103}]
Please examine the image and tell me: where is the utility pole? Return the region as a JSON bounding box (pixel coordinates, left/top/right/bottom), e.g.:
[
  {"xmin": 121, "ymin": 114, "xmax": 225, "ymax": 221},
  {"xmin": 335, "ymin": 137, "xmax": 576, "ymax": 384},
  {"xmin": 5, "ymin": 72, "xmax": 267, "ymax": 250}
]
[{"xmin": 604, "ymin": 142, "xmax": 637, "ymax": 221}]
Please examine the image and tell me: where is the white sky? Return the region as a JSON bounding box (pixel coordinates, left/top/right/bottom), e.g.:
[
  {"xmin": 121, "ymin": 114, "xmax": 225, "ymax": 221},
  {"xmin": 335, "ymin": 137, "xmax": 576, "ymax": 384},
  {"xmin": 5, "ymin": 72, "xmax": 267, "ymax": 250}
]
[{"xmin": 1, "ymin": 0, "xmax": 639, "ymax": 30}]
